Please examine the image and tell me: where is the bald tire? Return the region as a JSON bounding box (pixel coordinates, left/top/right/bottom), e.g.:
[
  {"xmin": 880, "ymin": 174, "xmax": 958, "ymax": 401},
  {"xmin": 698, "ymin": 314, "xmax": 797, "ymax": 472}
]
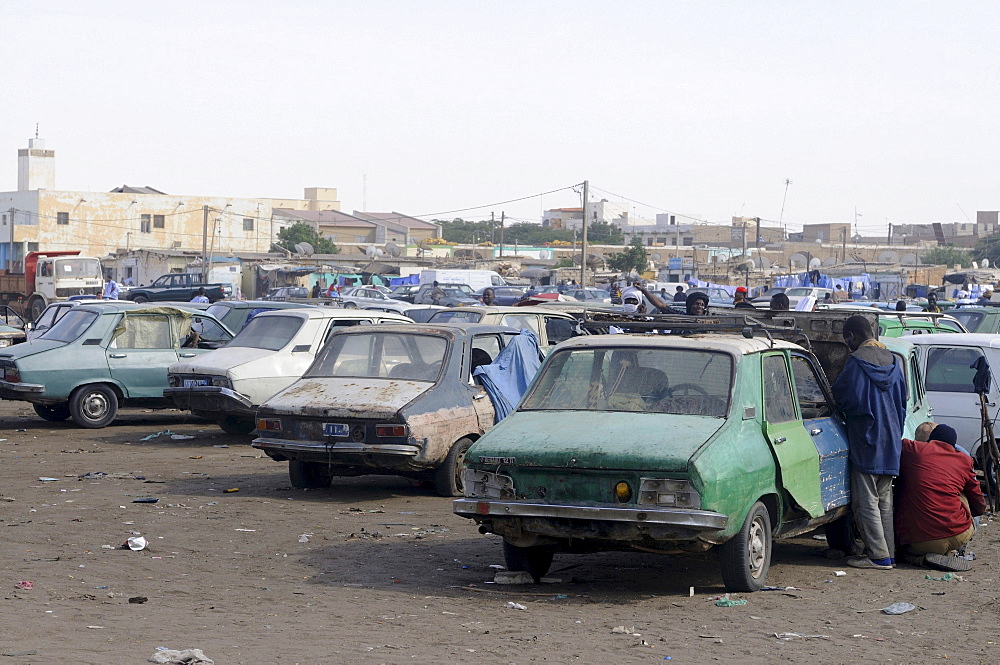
[
  {"xmin": 719, "ymin": 501, "xmax": 772, "ymax": 592},
  {"xmin": 433, "ymin": 437, "xmax": 473, "ymax": 497}
]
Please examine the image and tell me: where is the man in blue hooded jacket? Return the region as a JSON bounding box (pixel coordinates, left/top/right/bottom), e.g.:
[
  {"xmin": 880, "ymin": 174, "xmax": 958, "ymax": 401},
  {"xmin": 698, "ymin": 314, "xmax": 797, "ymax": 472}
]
[{"xmin": 832, "ymin": 315, "xmax": 907, "ymax": 570}]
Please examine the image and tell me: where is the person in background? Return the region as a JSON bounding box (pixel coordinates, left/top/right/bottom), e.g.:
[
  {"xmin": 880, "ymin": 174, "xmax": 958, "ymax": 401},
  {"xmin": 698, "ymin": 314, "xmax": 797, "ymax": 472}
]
[
  {"xmin": 685, "ymin": 290, "xmax": 709, "ymax": 315},
  {"xmin": 659, "ymin": 287, "xmax": 668, "ymax": 301},
  {"xmin": 673, "ymin": 285, "xmax": 687, "ymax": 302},
  {"xmin": 832, "ymin": 315, "xmax": 907, "ymax": 570},
  {"xmin": 311, "ymin": 282, "xmax": 320, "ymax": 299},
  {"xmin": 769, "ymin": 293, "xmax": 790, "ymax": 310},
  {"xmin": 978, "ymin": 290, "xmax": 994, "ymax": 306},
  {"xmin": 823, "ymin": 292, "xmax": 835, "ymax": 305},
  {"xmin": 733, "ymin": 286, "xmax": 756, "ymax": 309},
  {"xmin": 924, "ymin": 292, "xmax": 942, "ymax": 313},
  {"xmin": 895, "ymin": 300, "xmax": 907, "ymax": 312},
  {"xmin": 190, "ymin": 287, "xmax": 209, "ymax": 303},
  {"xmin": 102, "ymin": 274, "xmax": 119, "ymax": 300},
  {"xmin": 622, "ymin": 292, "xmax": 643, "ymax": 313},
  {"xmin": 430, "ymin": 281, "xmax": 445, "ymax": 305},
  {"xmin": 895, "ymin": 424, "xmax": 985, "ymax": 571},
  {"xmin": 834, "ymin": 284, "xmax": 849, "ymax": 302},
  {"xmin": 482, "ymin": 288, "xmax": 496, "ymax": 306}
]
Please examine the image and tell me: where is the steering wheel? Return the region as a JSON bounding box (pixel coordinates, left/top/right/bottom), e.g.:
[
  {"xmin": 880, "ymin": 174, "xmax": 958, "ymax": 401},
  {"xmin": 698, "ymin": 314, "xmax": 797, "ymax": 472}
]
[{"xmin": 666, "ymin": 383, "xmax": 709, "ymax": 397}]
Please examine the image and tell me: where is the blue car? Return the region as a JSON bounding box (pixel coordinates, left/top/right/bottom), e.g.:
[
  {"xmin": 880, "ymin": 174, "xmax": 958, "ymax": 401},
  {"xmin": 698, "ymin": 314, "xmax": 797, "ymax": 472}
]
[{"xmin": 475, "ymin": 286, "xmax": 527, "ymax": 306}]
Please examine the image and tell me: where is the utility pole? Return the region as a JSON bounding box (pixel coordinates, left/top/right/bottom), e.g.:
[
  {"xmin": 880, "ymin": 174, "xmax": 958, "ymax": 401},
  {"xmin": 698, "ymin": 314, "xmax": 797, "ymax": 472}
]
[
  {"xmin": 202, "ymin": 205, "xmax": 209, "ymax": 282},
  {"xmin": 579, "ymin": 180, "xmax": 589, "ymax": 287},
  {"xmin": 841, "ymin": 227, "xmax": 847, "ymax": 263},
  {"xmin": 500, "ymin": 211, "xmax": 505, "ymax": 258},
  {"xmin": 7, "ymin": 208, "xmax": 14, "ymax": 272}
]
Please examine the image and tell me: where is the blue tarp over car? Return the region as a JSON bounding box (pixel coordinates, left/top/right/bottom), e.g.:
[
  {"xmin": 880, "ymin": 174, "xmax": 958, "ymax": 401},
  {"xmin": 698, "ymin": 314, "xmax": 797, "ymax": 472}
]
[{"xmin": 473, "ymin": 329, "xmax": 542, "ymax": 422}]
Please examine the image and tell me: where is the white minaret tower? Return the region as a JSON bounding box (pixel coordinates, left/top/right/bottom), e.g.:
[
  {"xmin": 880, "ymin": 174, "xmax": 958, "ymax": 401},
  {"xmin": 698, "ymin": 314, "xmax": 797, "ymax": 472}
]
[{"xmin": 17, "ymin": 125, "xmax": 55, "ymax": 191}]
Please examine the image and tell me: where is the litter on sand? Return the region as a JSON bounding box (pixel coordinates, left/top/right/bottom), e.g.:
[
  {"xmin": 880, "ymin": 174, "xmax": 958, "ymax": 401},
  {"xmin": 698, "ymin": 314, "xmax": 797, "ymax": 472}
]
[
  {"xmin": 612, "ymin": 626, "xmax": 641, "ymax": 636},
  {"xmin": 881, "ymin": 602, "xmax": 916, "ymax": 615},
  {"xmin": 170, "ymin": 434, "xmax": 195, "ymax": 441},
  {"xmin": 715, "ymin": 595, "xmax": 747, "ymax": 607},
  {"xmin": 140, "ymin": 430, "xmax": 176, "ymax": 441},
  {"xmin": 775, "ymin": 632, "xmax": 831, "ymax": 640},
  {"xmin": 925, "ymin": 573, "xmax": 955, "ymax": 582},
  {"xmin": 494, "ymin": 571, "xmax": 534, "ymax": 585},
  {"xmin": 834, "ymin": 571, "xmax": 847, "ymax": 576},
  {"xmin": 38, "ymin": 477, "xmax": 59, "ymax": 482},
  {"xmin": 505, "ymin": 602, "xmax": 527, "ymax": 610},
  {"xmin": 15, "ymin": 581, "xmax": 33, "ymax": 590},
  {"xmin": 148, "ymin": 648, "xmax": 214, "ymax": 664}
]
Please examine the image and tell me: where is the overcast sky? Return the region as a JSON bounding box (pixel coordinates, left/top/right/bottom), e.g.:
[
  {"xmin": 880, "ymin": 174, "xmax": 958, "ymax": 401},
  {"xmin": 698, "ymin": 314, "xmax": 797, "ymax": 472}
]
[{"xmin": 3, "ymin": 1, "xmax": 998, "ymax": 235}]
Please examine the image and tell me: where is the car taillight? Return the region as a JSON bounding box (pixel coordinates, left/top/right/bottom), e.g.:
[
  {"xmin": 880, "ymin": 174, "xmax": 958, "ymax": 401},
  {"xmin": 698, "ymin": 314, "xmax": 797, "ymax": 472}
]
[
  {"xmin": 257, "ymin": 418, "xmax": 282, "ymax": 431},
  {"xmin": 376, "ymin": 424, "xmax": 407, "ymax": 437},
  {"xmin": 4, "ymin": 366, "xmax": 20, "ymax": 383}
]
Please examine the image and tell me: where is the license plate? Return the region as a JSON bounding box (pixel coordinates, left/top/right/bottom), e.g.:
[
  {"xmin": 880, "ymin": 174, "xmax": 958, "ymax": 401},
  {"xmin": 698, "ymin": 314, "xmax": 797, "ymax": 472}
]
[
  {"xmin": 183, "ymin": 379, "xmax": 209, "ymax": 388},
  {"xmin": 323, "ymin": 423, "xmax": 350, "ymax": 437}
]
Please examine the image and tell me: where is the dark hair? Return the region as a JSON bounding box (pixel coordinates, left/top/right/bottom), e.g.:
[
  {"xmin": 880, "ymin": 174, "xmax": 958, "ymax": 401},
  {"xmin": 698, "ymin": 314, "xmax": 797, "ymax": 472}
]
[
  {"xmin": 676, "ymin": 285, "xmax": 684, "ymax": 291},
  {"xmin": 843, "ymin": 314, "xmax": 874, "ymax": 340},
  {"xmin": 770, "ymin": 293, "xmax": 789, "ymax": 310},
  {"xmin": 895, "ymin": 300, "xmax": 907, "ymax": 311},
  {"xmin": 686, "ymin": 290, "xmax": 709, "ymax": 312}
]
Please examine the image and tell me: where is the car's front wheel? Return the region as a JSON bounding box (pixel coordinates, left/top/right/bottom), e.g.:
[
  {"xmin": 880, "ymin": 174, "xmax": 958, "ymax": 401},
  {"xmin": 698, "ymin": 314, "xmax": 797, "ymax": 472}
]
[
  {"xmin": 217, "ymin": 416, "xmax": 256, "ymax": 435},
  {"xmin": 33, "ymin": 402, "xmax": 71, "ymax": 422},
  {"xmin": 433, "ymin": 437, "xmax": 473, "ymax": 497},
  {"xmin": 132, "ymin": 294, "xmax": 149, "ymax": 304},
  {"xmin": 69, "ymin": 384, "xmax": 119, "ymax": 428},
  {"xmin": 719, "ymin": 501, "xmax": 772, "ymax": 592},
  {"xmin": 502, "ymin": 540, "xmax": 554, "ymax": 582},
  {"xmin": 288, "ymin": 460, "xmax": 332, "ymax": 489}
]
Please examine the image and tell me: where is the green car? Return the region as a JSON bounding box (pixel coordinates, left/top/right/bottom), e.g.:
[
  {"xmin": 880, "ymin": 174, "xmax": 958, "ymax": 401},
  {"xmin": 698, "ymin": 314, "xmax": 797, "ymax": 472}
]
[
  {"xmin": 0, "ymin": 303, "xmax": 233, "ymax": 428},
  {"xmin": 877, "ymin": 312, "xmax": 967, "ymax": 337},
  {"xmin": 454, "ymin": 313, "xmax": 930, "ymax": 591},
  {"xmin": 949, "ymin": 306, "xmax": 1000, "ymax": 334}
]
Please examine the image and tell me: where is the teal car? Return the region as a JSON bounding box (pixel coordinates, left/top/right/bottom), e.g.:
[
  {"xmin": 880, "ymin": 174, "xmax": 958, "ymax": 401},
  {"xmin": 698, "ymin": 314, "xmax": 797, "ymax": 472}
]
[
  {"xmin": 950, "ymin": 306, "xmax": 1000, "ymax": 334},
  {"xmin": 877, "ymin": 312, "xmax": 967, "ymax": 337},
  {"xmin": 0, "ymin": 303, "xmax": 233, "ymax": 428},
  {"xmin": 454, "ymin": 318, "xmax": 929, "ymax": 592}
]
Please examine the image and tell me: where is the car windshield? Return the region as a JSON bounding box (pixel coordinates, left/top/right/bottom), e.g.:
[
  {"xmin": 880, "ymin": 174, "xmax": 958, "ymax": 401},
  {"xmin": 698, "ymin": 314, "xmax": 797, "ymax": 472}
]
[
  {"xmin": 307, "ymin": 332, "xmax": 448, "ymax": 382},
  {"xmin": 785, "ymin": 288, "xmax": 818, "ymax": 297},
  {"xmin": 54, "ymin": 257, "xmax": 102, "ymax": 279},
  {"xmin": 40, "ymin": 309, "xmax": 99, "ymax": 343},
  {"xmin": 429, "ymin": 310, "xmax": 483, "ymax": 323},
  {"xmin": 521, "ymin": 346, "xmax": 733, "ymax": 416},
  {"xmin": 228, "ymin": 315, "xmax": 303, "ymax": 350},
  {"xmin": 443, "ymin": 286, "xmax": 471, "ymax": 297},
  {"xmin": 951, "ymin": 310, "xmax": 985, "ymax": 332}
]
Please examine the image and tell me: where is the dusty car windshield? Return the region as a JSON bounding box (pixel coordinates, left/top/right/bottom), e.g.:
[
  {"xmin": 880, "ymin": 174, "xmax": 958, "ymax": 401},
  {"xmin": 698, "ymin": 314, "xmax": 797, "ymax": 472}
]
[
  {"xmin": 951, "ymin": 310, "xmax": 984, "ymax": 332},
  {"xmin": 429, "ymin": 310, "xmax": 483, "ymax": 323},
  {"xmin": 307, "ymin": 332, "xmax": 448, "ymax": 382},
  {"xmin": 521, "ymin": 347, "xmax": 733, "ymax": 416},
  {"xmin": 228, "ymin": 315, "xmax": 303, "ymax": 350},
  {"xmin": 40, "ymin": 309, "xmax": 100, "ymax": 343}
]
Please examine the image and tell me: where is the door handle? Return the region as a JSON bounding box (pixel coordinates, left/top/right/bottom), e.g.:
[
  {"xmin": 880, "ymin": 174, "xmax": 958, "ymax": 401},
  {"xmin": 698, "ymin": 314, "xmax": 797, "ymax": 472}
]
[
  {"xmin": 773, "ymin": 437, "xmax": 786, "ymax": 444},
  {"xmin": 473, "ymin": 393, "xmax": 486, "ymax": 400},
  {"xmin": 179, "ymin": 353, "xmax": 196, "ymax": 358},
  {"xmin": 979, "ymin": 402, "xmax": 996, "ymax": 407},
  {"xmin": 810, "ymin": 428, "xmax": 823, "ymax": 436},
  {"xmin": 109, "ymin": 353, "xmax": 127, "ymax": 358}
]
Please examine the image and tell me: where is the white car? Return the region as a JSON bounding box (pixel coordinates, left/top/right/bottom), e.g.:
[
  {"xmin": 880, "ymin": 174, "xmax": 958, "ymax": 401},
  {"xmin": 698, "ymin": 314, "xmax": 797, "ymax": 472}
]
[
  {"xmin": 908, "ymin": 333, "xmax": 1000, "ymax": 459},
  {"xmin": 340, "ymin": 286, "xmax": 413, "ymax": 313},
  {"xmin": 164, "ymin": 308, "xmax": 413, "ymax": 433}
]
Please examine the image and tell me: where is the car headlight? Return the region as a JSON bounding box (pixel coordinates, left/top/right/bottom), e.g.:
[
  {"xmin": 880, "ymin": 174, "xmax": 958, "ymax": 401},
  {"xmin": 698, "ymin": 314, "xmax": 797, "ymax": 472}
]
[
  {"xmin": 637, "ymin": 478, "xmax": 701, "ymax": 509},
  {"xmin": 462, "ymin": 469, "xmax": 515, "ymax": 499},
  {"xmin": 167, "ymin": 374, "xmax": 180, "ymax": 387},
  {"xmin": 211, "ymin": 376, "xmax": 232, "ymax": 389},
  {"xmin": 0, "ymin": 339, "xmax": 11, "ymax": 347}
]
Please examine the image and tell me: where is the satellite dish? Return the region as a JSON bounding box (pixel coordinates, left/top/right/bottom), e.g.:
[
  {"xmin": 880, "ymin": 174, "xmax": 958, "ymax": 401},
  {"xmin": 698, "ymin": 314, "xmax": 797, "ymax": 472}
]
[
  {"xmin": 878, "ymin": 250, "xmax": 900, "ymax": 263},
  {"xmin": 808, "ymin": 257, "xmax": 822, "ymax": 269},
  {"xmin": 823, "ymin": 257, "xmax": 839, "ymax": 266},
  {"xmin": 973, "ymin": 261, "xmax": 980, "ymax": 269},
  {"xmin": 651, "ymin": 253, "xmax": 662, "ymax": 261},
  {"xmin": 984, "ymin": 258, "xmax": 991, "ymax": 268},
  {"xmin": 384, "ymin": 242, "xmax": 402, "ymax": 257},
  {"xmin": 365, "ymin": 245, "xmax": 384, "ymax": 258},
  {"xmin": 789, "ymin": 253, "xmax": 807, "ymax": 267},
  {"xmin": 901, "ymin": 253, "xmax": 917, "ymax": 265},
  {"xmin": 293, "ymin": 242, "xmax": 314, "ymax": 256}
]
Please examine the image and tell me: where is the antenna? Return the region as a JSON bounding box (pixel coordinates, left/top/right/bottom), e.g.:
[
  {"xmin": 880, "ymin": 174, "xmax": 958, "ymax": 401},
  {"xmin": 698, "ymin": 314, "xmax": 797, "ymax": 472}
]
[{"xmin": 35, "ymin": 123, "xmax": 39, "ymax": 139}]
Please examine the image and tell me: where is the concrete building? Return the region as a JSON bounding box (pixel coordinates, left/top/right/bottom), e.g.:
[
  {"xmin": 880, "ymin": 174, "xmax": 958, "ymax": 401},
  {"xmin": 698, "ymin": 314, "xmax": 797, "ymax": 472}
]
[
  {"xmin": 0, "ymin": 135, "xmax": 340, "ymax": 272},
  {"xmin": 801, "ymin": 222, "xmax": 852, "ymax": 244}
]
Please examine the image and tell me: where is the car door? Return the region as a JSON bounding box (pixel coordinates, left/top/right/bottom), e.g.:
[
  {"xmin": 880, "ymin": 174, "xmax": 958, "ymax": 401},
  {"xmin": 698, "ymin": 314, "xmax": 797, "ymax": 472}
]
[
  {"xmin": 761, "ymin": 352, "xmax": 824, "ymax": 517},
  {"xmin": 921, "ymin": 344, "xmax": 1000, "ymax": 457},
  {"xmin": 789, "ymin": 353, "xmax": 850, "ymax": 510},
  {"xmin": 107, "ymin": 313, "xmax": 179, "ymax": 398},
  {"xmin": 467, "ymin": 333, "xmax": 502, "ymax": 428},
  {"xmin": 542, "ymin": 314, "xmax": 577, "ymax": 351}
]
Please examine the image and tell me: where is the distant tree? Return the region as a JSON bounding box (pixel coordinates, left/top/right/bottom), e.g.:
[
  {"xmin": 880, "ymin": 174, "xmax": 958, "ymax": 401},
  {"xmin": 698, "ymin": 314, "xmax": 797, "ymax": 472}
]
[
  {"xmin": 554, "ymin": 256, "xmax": 575, "ymax": 268},
  {"xmin": 276, "ymin": 222, "xmax": 339, "ymax": 254},
  {"xmin": 973, "ymin": 234, "xmax": 1000, "ymax": 267},
  {"xmin": 586, "ymin": 220, "xmax": 624, "ymax": 245},
  {"xmin": 920, "ymin": 245, "xmax": 971, "ymax": 267},
  {"xmin": 607, "ymin": 238, "xmax": 649, "ymax": 275}
]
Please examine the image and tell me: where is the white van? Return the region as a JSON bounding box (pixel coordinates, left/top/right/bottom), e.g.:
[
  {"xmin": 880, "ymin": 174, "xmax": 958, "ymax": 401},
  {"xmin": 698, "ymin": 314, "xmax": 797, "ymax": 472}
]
[{"xmin": 419, "ymin": 269, "xmax": 508, "ymax": 292}]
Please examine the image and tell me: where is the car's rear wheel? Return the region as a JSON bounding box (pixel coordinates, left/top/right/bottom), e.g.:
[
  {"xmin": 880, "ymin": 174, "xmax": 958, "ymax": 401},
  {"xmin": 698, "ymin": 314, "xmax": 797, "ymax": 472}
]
[
  {"xmin": 502, "ymin": 540, "xmax": 554, "ymax": 582},
  {"xmin": 433, "ymin": 437, "xmax": 473, "ymax": 497},
  {"xmin": 719, "ymin": 501, "xmax": 772, "ymax": 592},
  {"xmin": 69, "ymin": 384, "xmax": 118, "ymax": 429},
  {"xmin": 288, "ymin": 460, "xmax": 332, "ymax": 489},
  {"xmin": 343, "ymin": 302, "xmax": 358, "ymax": 309},
  {"xmin": 132, "ymin": 295, "xmax": 149, "ymax": 304},
  {"xmin": 28, "ymin": 297, "xmax": 45, "ymax": 322},
  {"xmin": 33, "ymin": 402, "xmax": 71, "ymax": 422},
  {"xmin": 217, "ymin": 415, "xmax": 256, "ymax": 435}
]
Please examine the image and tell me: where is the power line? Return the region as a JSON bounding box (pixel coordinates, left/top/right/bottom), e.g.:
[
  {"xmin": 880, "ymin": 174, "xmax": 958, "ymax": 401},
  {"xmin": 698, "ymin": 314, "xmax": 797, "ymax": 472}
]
[{"xmin": 416, "ymin": 184, "xmax": 581, "ymax": 218}]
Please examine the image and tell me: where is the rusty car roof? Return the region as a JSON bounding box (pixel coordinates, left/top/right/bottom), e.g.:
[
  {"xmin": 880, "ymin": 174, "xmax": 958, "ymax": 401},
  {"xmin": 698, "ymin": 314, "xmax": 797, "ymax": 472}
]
[{"xmin": 553, "ymin": 333, "xmax": 803, "ymax": 357}]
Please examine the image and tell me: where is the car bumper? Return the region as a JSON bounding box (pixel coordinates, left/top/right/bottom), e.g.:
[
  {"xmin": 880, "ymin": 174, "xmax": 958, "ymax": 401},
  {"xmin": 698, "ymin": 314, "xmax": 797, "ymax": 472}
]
[
  {"xmin": 0, "ymin": 379, "xmax": 45, "ymax": 399},
  {"xmin": 252, "ymin": 436, "xmax": 420, "ymax": 458},
  {"xmin": 164, "ymin": 386, "xmax": 254, "ymax": 415},
  {"xmin": 453, "ymin": 499, "xmax": 727, "ymax": 529}
]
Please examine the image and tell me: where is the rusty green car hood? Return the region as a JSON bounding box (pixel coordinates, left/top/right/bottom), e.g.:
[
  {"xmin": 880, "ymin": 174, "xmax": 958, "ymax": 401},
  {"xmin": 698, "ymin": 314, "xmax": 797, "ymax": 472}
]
[{"xmin": 468, "ymin": 410, "xmax": 726, "ymax": 472}]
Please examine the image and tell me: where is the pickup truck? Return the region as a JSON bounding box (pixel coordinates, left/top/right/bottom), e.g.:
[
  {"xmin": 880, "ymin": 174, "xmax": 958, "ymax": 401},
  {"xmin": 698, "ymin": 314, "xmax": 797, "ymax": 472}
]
[
  {"xmin": 128, "ymin": 274, "xmax": 232, "ymax": 303},
  {"xmin": 454, "ymin": 310, "xmax": 931, "ymax": 591}
]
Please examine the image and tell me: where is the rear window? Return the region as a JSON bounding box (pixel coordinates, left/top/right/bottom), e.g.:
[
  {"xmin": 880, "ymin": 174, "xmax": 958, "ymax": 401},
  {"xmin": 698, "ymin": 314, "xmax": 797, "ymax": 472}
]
[
  {"xmin": 41, "ymin": 309, "xmax": 99, "ymax": 343},
  {"xmin": 307, "ymin": 332, "xmax": 448, "ymax": 382},
  {"xmin": 206, "ymin": 303, "xmax": 231, "ymax": 320},
  {"xmin": 521, "ymin": 347, "xmax": 733, "ymax": 416},
  {"xmin": 430, "ymin": 311, "xmax": 483, "ymax": 324},
  {"xmin": 228, "ymin": 315, "xmax": 303, "ymax": 351},
  {"xmin": 951, "ymin": 310, "xmax": 985, "ymax": 332}
]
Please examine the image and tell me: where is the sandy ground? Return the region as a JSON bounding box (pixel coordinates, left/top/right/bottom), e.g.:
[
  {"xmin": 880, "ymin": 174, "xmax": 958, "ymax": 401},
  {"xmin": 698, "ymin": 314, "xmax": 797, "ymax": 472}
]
[{"xmin": 0, "ymin": 400, "xmax": 998, "ymax": 665}]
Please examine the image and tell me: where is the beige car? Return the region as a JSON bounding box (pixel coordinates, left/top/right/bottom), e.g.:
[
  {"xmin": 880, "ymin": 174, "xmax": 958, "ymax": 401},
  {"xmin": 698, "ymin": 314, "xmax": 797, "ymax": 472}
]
[{"xmin": 427, "ymin": 306, "xmax": 578, "ymax": 351}]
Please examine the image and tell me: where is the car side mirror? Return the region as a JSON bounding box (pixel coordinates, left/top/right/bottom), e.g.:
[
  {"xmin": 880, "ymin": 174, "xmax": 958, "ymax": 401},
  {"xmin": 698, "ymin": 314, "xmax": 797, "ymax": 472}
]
[
  {"xmin": 291, "ymin": 344, "xmax": 311, "ymax": 353},
  {"xmin": 742, "ymin": 327, "xmax": 754, "ymax": 339}
]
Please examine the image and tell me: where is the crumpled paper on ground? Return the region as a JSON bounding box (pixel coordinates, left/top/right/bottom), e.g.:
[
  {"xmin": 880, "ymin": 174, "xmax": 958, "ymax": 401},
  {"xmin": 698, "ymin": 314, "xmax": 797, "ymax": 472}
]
[{"xmin": 148, "ymin": 648, "xmax": 214, "ymax": 664}]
